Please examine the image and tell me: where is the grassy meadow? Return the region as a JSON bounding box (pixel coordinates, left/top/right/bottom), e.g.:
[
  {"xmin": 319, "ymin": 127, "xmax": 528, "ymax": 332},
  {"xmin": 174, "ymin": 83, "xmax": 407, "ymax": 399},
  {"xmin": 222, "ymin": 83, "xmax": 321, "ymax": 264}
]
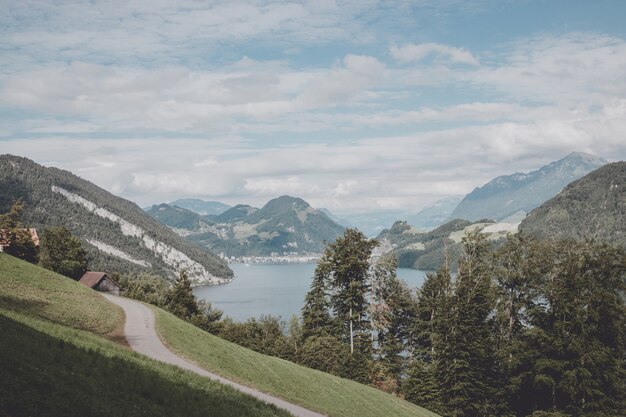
[{"xmin": 0, "ymin": 253, "xmax": 290, "ymax": 417}]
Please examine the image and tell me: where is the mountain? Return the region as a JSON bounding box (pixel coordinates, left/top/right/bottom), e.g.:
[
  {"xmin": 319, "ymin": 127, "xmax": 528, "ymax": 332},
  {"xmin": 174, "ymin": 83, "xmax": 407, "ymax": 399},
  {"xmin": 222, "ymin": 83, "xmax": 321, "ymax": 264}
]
[
  {"xmin": 448, "ymin": 152, "xmax": 607, "ymax": 222},
  {"xmin": 150, "ymin": 196, "xmax": 345, "ymax": 257},
  {"xmin": 145, "ymin": 204, "xmax": 215, "ymax": 234},
  {"xmin": 319, "ymin": 208, "xmax": 353, "ymax": 228},
  {"xmin": 406, "ymin": 196, "xmax": 463, "ymax": 229},
  {"xmin": 212, "ymin": 204, "xmax": 259, "ymax": 223},
  {"xmin": 170, "ymin": 198, "xmax": 230, "ymax": 216},
  {"xmin": 520, "ymin": 161, "xmax": 626, "ymax": 248},
  {"xmin": 0, "ymin": 155, "xmax": 232, "ymax": 285}
]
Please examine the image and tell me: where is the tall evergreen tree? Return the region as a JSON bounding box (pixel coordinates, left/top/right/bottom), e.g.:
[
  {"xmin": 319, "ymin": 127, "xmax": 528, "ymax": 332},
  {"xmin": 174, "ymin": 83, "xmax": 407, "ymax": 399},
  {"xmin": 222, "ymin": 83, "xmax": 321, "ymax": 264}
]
[
  {"xmin": 438, "ymin": 231, "xmax": 499, "ymax": 417},
  {"xmin": 301, "ymin": 257, "xmax": 332, "ymax": 338},
  {"xmin": 371, "ymin": 253, "xmax": 418, "ymax": 385},
  {"xmin": 326, "ymin": 228, "xmax": 378, "ymax": 354},
  {"xmin": 165, "ymin": 270, "xmax": 199, "ymax": 319}
]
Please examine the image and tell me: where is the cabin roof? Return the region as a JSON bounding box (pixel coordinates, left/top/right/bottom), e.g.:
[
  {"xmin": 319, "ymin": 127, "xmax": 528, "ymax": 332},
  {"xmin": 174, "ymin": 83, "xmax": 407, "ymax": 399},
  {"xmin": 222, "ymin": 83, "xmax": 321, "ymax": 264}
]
[{"xmin": 79, "ymin": 271, "xmax": 119, "ymax": 289}]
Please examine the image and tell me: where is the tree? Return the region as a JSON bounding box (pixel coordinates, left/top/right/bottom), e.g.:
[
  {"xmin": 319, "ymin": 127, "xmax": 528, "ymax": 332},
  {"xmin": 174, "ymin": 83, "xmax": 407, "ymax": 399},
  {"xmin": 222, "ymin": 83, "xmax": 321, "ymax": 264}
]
[
  {"xmin": 326, "ymin": 228, "xmax": 378, "ymax": 354},
  {"xmin": 165, "ymin": 270, "xmax": 199, "ymax": 319},
  {"xmin": 302, "ymin": 258, "xmax": 333, "ymax": 338},
  {"xmin": 39, "ymin": 227, "xmax": 88, "ymax": 279},
  {"xmin": 513, "ymin": 239, "xmax": 626, "ymax": 416},
  {"xmin": 0, "ymin": 200, "xmax": 38, "ymax": 263},
  {"xmin": 371, "ymin": 253, "xmax": 418, "ymax": 385},
  {"xmin": 438, "ymin": 231, "xmax": 499, "ymax": 417}
]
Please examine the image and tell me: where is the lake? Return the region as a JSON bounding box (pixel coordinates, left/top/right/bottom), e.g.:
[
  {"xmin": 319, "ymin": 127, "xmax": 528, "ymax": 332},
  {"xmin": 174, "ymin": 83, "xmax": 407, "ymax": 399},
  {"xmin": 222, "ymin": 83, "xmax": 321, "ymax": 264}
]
[{"xmin": 194, "ymin": 263, "xmax": 429, "ymax": 322}]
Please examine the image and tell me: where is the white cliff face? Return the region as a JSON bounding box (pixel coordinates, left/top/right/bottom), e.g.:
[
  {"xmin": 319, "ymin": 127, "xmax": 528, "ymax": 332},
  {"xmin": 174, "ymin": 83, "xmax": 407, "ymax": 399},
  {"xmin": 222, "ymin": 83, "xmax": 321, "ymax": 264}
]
[
  {"xmin": 52, "ymin": 186, "xmax": 229, "ymax": 285},
  {"xmin": 86, "ymin": 239, "xmax": 151, "ymax": 267}
]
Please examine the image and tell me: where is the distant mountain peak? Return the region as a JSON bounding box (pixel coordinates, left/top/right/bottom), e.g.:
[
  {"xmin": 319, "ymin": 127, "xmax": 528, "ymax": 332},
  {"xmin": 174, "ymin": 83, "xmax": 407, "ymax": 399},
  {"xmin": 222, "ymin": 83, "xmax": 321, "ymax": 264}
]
[{"xmin": 448, "ymin": 152, "xmax": 607, "ymax": 222}]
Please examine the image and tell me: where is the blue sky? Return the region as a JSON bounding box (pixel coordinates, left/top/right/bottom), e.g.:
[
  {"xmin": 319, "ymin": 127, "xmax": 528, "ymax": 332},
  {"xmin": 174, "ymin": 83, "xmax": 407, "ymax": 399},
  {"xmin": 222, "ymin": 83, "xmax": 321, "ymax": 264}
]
[{"xmin": 1, "ymin": 0, "xmax": 626, "ymax": 215}]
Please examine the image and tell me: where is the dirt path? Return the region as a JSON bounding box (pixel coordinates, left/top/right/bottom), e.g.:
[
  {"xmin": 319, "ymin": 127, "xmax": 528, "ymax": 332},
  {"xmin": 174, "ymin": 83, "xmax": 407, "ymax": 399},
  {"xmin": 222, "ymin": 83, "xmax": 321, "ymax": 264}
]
[{"xmin": 103, "ymin": 294, "xmax": 325, "ymax": 417}]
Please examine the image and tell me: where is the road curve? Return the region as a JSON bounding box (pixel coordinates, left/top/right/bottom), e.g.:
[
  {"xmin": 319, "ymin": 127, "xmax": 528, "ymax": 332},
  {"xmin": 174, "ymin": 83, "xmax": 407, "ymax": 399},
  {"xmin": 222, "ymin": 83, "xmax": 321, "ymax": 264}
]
[{"xmin": 103, "ymin": 294, "xmax": 325, "ymax": 417}]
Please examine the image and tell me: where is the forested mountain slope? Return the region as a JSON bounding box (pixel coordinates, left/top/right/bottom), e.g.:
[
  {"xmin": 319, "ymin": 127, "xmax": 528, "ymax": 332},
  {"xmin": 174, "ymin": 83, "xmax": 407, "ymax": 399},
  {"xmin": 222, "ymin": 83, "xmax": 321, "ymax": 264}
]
[
  {"xmin": 520, "ymin": 161, "xmax": 626, "ymax": 247},
  {"xmin": 0, "ymin": 155, "xmax": 232, "ymax": 284}
]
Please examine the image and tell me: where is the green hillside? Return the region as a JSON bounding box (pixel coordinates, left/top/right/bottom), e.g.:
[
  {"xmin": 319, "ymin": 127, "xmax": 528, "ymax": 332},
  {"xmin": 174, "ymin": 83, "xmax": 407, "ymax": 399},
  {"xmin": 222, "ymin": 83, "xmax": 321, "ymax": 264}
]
[
  {"xmin": 155, "ymin": 308, "xmax": 440, "ymax": 417},
  {"xmin": 0, "ymin": 253, "xmax": 439, "ymax": 417},
  {"xmin": 0, "ymin": 253, "xmax": 287, "ymax": 417},
  {"xmin": 0, "ymin": 154, "xmax": 232, "ymax": 284},
  {"xmin": 520, "ymin": 161, "xmax": 626, "ymax": 247}
]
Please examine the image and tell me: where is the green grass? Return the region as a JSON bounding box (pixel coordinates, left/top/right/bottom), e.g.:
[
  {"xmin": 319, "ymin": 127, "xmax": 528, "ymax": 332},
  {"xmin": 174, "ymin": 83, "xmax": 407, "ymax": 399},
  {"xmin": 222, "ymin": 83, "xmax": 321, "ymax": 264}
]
[
  {"xmin": 0, "ymin": 253, "xmax": 290, "ymax": 417},
  {"xmin": 155, "ymin": 309, "xmax": 441, "ymax": 417},
  {"xmin": 0, "ymin": 252, "xmax": 123, "ymax": 335}
]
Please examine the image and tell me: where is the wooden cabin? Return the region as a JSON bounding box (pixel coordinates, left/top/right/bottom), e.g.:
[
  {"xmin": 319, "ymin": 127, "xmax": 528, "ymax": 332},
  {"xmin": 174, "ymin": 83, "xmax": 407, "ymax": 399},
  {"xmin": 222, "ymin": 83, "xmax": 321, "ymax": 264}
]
[{"xmin": 78, "ymin": 272, "xmax": 120, "ymax": 296}]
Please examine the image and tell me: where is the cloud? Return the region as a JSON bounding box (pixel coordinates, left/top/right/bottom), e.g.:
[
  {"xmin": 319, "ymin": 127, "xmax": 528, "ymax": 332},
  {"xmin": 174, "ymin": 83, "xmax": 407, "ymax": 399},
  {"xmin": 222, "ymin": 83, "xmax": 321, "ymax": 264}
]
[
  {"xmin": 0, "ymin": 55, "xmax": 387, "ymax": 134},
  {"xmin": 390, "ymin": 43, "xmax": 479, "ymax": 65},
  {"xmin": 467, "ymin": 33, "xmax": 626, "ymax": 105}
]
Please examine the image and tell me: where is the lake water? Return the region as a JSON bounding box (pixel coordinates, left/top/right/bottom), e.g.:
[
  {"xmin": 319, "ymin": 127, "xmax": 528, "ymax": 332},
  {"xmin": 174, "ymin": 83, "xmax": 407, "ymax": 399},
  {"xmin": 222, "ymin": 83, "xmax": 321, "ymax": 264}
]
[{"xmin": 194, "ymin": 263, "xmax": 429, "ymax": 322}]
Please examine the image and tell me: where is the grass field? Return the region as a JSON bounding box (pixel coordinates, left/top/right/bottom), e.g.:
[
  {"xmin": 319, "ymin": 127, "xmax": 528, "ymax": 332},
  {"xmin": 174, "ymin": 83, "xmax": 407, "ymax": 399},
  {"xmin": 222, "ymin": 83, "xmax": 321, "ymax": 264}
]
[
  {"xmin": 155, "ymin": 308, "xmax": 441, "ymax": 417},
  {"xmin": 0, "ymin": 253, "xmax": 290, "ymax": 417}
]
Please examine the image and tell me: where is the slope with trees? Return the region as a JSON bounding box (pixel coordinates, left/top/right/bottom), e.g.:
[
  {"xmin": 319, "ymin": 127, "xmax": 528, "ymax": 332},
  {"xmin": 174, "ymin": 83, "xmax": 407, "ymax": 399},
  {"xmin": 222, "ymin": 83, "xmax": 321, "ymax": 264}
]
[
  {"xmin": 520, "ymin": 161, "xmax": 626, "ymax": 248},
  {"xmin": 0, "ymin": 154, "xmax": 232, "ymax": 284}
]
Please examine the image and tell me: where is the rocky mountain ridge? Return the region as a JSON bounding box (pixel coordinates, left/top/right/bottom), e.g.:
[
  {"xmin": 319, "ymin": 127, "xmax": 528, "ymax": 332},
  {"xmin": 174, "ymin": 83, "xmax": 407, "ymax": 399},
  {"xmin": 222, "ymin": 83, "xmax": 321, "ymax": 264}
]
[{"xmin": 448, "ymin": 152, "xmax": 607, "ymax": 222}]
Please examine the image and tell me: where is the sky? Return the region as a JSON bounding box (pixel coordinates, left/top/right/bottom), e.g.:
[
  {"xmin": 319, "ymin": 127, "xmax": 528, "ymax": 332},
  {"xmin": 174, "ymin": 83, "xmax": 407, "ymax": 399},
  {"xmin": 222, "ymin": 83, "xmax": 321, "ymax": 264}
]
[{"xmin": 1, "ymin": 0, "xmax": 626, "ymax": 216}]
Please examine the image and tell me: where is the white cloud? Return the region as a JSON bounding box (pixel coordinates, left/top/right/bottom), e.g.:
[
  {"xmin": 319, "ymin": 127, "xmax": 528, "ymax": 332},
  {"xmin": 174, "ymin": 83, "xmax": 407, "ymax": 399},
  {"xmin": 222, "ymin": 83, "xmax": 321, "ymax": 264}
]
[
  {"xmin": 390, "ymin": 43, "xmax": 479, "ymax": 65},
  {"xmin": 468, "ymin": 33, "xmax": 626, "ymax": 104}
]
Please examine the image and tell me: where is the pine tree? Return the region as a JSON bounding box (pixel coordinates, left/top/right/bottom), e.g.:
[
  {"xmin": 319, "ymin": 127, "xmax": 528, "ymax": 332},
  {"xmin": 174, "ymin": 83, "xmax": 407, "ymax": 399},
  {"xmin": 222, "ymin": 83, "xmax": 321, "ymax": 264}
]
[
  {"xmin": 326, "ymin": 228, "xmax": 378, "ymax": 354},
  {"xmin": 404, "ymin": 358, "xmax": 444, "ymax": 414},
  {"xmin": 371, "ymin": 253, "xmax": 418, "ymax": 385},
  {"xmin": 301, "ymin": 257, "xmax": 332, "ymax": 338},
  {"xmin": 165, "ymin": 270, "xmax": 199, "ymax": 319},
  {"xmin": 438, "ymin": 231, "xmax": 498, "ymax": 417}
]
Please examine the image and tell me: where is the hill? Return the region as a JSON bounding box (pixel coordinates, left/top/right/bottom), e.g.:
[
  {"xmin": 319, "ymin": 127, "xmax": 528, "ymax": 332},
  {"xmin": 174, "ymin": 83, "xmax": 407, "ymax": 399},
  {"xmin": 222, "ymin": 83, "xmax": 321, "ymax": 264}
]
[
  {"xmin": 375, "ymin": 217, "xmax": 517, "ymax": 270},
  {"xmin": 0, "ymin": 154, "xmax": 232, "ymax": 285},
  {"xmin": 146, "ymin": 204, "xmax": 216, "ymax": 234},
  {"xmin": 0, "ymin": 253, "xmax": 440, "ymax": 417},
  {"xmin": 520, "ymin": 161, "xmax": 626, "ymax": 247},
  {"xmin": 0, "ymin": 253, "xmax": 288, "ymax": 417},
  {"xmin": 448, "ymin": 152, "xmax": 607, "ymax": 222},
  {"xmin": 170, "ymin": 198, "xmax": 231, "ymax": 216},
  {"xmin": 150, "ymin": 196, "xmax": 345, "ymax": 258}
]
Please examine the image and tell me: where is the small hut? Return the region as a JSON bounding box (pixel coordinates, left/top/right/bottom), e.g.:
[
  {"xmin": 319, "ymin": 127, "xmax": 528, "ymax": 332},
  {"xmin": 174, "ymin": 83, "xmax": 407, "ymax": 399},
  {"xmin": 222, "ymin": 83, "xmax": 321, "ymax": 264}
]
[{"xmin": 78, "ymin": 272, "xmax": 120, "ymax": 296}]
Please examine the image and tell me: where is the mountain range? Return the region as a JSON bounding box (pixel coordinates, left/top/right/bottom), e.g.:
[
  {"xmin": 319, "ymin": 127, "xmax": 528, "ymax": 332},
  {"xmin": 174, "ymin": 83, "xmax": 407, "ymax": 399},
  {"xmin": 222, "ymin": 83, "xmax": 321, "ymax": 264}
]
[
  {"xmin": 0, "ymin": 155, "xmax": 232, "ymax": 285},
  {"xmin": 147, "ymin": 196, "xmax": 345, "ymax": 258},
  {"xmin": 520, "ymin": 161, "xmax": 626, "ymax": 248},
  {"xmin": 448, "ymin": 152, "xmax": 607, "ymax": 222},
  {"xmin": 170, "ymin": 198, "xmax": 231, "ymax": 216}
]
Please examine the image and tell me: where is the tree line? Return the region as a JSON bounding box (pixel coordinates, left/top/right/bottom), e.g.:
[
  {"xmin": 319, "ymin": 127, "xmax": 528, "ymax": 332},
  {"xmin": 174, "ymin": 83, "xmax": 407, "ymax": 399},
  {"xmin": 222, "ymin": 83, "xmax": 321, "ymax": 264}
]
[{"xmin": 296, "ymin": 229, "xmax": 625, "ymax": 417}]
